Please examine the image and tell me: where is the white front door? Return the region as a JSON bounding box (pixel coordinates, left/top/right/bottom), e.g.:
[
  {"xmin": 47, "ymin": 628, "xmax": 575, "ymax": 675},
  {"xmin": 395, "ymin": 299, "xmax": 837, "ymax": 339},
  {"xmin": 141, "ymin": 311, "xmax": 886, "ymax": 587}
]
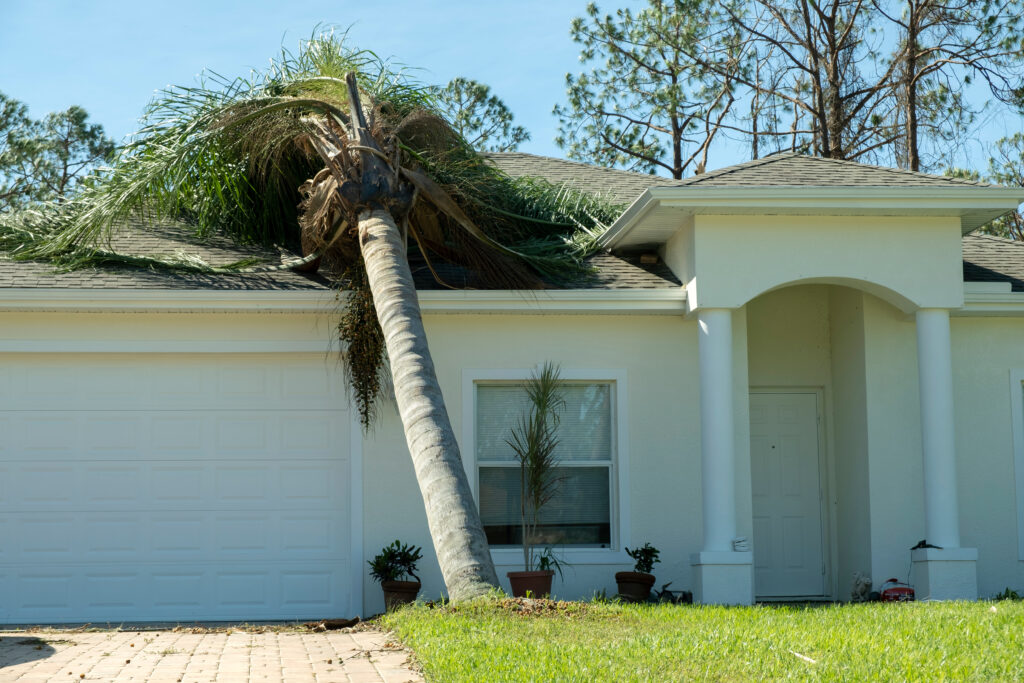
[{"xmin": 750, "ymin": 391, "xmax": 826, "ymax": 598}]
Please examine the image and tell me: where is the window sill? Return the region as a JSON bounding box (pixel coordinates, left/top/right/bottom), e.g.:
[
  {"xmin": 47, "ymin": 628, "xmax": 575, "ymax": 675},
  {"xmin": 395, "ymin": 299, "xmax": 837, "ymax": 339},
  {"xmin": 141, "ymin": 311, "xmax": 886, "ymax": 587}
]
[{"xmin": 489, "ymin": 548, "xmax": 631, "ymax": 566}]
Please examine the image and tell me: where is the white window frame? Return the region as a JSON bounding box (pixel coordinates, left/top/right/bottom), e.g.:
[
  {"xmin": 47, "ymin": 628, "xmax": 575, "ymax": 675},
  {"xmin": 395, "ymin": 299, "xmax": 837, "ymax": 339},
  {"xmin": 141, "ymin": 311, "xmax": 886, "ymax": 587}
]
[
  {"xmin": 1010, "ymin": 369, "xmax": 1024, "ymax": 561},
  {"xmin": 462, "ymin": 367, "xmax": 631, "ymax": 565}
]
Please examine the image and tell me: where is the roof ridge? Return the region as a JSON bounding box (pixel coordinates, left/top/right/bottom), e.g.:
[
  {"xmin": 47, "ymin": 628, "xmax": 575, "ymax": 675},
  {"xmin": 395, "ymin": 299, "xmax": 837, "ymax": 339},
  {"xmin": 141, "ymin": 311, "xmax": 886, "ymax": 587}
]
[
  {"xmin": 803, "ymin": 154, "xmax": 990, "ymax": 187},
  {"xmin": 484, "ymin": 151, "xmax": 676, "ymax": 183},
  {"xmin": 965, "ymin": 233, "xmax": 1023, "ymax": 245},
  {"xmin": 676, "ymin": 153, "xmax": 799, "ymax": 186}
]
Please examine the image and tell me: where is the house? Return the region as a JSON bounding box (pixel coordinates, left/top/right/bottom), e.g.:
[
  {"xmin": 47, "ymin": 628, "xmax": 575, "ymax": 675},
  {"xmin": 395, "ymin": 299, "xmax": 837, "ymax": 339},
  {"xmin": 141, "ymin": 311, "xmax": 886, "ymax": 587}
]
[{"xmin": 2, "ymin": 152, "xmax": 1024, "ymax": 622}]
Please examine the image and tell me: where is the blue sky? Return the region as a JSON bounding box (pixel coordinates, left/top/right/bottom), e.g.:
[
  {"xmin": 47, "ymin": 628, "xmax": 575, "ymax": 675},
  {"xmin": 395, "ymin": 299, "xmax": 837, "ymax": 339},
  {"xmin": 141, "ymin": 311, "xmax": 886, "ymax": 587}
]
[
  {"xmin": 1, "ymin": 1, "xmax": 643, "ymax": 159},
  {"xmin": 1, "ymin": 1, "xmax": 1020, "ymax": 175}
]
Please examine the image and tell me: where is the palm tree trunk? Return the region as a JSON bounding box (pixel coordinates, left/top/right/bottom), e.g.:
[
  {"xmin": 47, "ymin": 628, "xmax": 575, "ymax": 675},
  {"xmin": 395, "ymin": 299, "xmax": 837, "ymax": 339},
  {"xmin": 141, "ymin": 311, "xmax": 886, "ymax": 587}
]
[{"xmin": 358, "ymin": 207, "xmax": 500, "ymax": 601}]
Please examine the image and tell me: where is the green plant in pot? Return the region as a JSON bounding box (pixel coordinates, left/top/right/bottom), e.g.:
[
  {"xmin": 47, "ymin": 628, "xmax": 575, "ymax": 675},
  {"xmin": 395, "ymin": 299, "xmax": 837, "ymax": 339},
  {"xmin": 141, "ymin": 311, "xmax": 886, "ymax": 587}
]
[
  {"xmin": 369, "ymin": 540, "xmax": 423, "ymax": 611},
  {"xmin": 505, "ymin": 362, "xmax": 565, "ymax": 598},
  {"xmin": 616, "ymin": 542, "xmax": 660, "ymax": 602}
]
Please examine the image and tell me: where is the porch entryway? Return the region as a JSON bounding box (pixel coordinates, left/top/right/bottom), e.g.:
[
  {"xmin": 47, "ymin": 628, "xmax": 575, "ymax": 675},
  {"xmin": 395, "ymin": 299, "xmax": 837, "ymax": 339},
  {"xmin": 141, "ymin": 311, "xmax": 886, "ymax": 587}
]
[{"xmin": 750, "ymin": 390, "xmax": 827, "ymax": 598}]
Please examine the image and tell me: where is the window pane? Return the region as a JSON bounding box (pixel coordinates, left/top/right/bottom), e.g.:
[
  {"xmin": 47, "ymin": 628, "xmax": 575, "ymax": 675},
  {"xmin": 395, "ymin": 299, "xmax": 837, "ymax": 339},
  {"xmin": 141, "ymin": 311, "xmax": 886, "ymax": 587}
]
[
  {"xmin": 477, "ymin": 383, "xmax": 611, "ymax": 463},
  {"xmin": 479, "ymin": 466, "xmax": 610, "ymax": 547}
]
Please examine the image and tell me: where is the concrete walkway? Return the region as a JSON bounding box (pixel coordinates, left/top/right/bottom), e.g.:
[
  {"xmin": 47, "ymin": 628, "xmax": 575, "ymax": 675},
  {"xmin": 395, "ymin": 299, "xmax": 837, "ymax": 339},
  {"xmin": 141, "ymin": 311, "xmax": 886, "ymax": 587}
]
[{"xmin": 0, "ymin": 629, "xmax": 423, "ymax": 682}]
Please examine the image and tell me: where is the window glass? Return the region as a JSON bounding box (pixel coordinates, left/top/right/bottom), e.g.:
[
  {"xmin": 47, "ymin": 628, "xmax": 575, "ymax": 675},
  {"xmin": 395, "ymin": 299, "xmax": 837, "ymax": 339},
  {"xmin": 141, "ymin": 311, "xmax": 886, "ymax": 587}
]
[{"xmin": 476, "ymin": 382, "xmax": 613, "ymax": 547}]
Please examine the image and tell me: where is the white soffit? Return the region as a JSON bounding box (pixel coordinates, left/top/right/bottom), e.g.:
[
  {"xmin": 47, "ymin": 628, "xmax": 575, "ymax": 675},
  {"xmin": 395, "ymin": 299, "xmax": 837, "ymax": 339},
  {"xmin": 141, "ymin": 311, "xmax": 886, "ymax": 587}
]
[{"xmin": 600, "ymin": 186, "xmax": 1024, "ymax": 249}]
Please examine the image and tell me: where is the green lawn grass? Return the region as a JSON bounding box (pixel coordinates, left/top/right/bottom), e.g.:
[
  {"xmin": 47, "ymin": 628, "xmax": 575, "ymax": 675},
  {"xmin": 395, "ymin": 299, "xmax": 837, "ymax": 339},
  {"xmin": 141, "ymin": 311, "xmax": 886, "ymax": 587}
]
[{"xmin": 382, "ymin": 598, "xmax": 1024, "ymax": 681}]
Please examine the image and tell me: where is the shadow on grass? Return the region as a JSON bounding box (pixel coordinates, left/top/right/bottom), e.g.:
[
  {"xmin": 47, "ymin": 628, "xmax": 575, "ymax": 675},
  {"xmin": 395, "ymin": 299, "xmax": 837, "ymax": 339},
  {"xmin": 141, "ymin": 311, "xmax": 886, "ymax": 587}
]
[{"xmin": 0, "ymin": 636, "xmax": 58, "ymax": 669}]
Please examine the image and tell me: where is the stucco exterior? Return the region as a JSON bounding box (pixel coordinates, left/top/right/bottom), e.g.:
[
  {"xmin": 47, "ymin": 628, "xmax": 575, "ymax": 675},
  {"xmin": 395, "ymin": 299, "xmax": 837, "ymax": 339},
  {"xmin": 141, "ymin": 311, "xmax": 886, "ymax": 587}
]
[
  {"xmin": 355, "ymin": 285, "xmax": 1024, "ymax": 612},
  {"xmin": 4, "ymin": 152, "xmax": 1024, "ymax": 620}
]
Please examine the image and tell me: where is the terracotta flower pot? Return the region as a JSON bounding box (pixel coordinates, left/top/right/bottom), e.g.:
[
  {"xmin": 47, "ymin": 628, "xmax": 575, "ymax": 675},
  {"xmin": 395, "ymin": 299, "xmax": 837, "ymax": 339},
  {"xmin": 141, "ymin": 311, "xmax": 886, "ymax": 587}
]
[
  {"xmin": 507, "ymin": 570, "xmax": 555, "ymax": 598},
  {"xmin": 381, "ymin": 580, "xmax": 420, "ymax": 611},
  {"xmin": 615, "ymin": 571, "xmax": 656, "ymax": 603}
]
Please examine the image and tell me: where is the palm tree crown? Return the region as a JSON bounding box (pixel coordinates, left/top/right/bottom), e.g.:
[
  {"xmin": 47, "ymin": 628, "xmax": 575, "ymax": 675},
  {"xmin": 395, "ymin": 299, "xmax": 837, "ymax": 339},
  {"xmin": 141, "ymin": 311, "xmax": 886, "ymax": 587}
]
[{"xmin": 0, "ymin": 30, "xmax": 622, "ymax": 601}]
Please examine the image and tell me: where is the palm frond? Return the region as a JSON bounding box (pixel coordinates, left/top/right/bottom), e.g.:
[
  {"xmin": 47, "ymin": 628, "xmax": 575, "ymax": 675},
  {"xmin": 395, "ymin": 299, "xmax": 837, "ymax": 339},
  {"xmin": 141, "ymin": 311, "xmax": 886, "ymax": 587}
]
[{"xmin": 0, "ymin": 28, "xmax": 626, "ymax": 428}]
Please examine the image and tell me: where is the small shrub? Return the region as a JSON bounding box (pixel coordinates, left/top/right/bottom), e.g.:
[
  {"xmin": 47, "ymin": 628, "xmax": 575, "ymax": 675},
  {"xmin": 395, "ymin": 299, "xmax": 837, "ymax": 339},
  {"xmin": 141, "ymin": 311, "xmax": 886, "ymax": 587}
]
[
  {"xmin": 626, "ymin": 543, "xmax": 660, "ymax": 574},
  {"xmin": 994, "ymin": 587, "xmax": 1022, "ymax": 601},
  {"xmin": 369, "ymin": 540, "xmax": 423, "ymax": 583},
  {"xmin": 536, "ymin": 546, "xmax": 566, "ymax": 579}
]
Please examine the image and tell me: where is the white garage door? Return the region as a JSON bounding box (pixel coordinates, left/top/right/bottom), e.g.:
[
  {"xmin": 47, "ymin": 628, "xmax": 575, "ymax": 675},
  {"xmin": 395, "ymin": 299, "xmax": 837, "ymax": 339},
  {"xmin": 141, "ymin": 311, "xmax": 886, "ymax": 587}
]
[{"xmin": 0, "ymin": 353, "xmax": 355, "ymax": 624}]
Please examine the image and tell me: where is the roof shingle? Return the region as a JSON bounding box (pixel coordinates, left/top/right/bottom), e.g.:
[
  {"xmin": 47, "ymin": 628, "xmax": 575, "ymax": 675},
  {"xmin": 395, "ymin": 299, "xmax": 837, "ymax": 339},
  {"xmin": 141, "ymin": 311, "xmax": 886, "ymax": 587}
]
[
  {"xmin": 0, "ymin": 153, "xmax": 1020, "ymax": 294},
  {"xmin": 962, "ymin": 234, "xmax": 1024, "ymax": 291}
]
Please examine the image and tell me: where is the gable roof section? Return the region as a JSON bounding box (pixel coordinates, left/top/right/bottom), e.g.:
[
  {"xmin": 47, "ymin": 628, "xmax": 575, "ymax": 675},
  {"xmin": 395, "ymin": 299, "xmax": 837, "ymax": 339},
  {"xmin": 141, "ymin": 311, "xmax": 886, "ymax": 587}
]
[
  {"xmin": 671, "ymin": 152, "xmax": 992, "ymax": 188},
  {"xmin": 962, "ymin": 234, "xmax": 1024, "ymax": 291},
  {"xmin": 485, "ymin": 152, "xmax": 679, "ymax": 205},
  {"xmin": 600, "ymin": 153, "xmax": 1024, "ymax": 248}
]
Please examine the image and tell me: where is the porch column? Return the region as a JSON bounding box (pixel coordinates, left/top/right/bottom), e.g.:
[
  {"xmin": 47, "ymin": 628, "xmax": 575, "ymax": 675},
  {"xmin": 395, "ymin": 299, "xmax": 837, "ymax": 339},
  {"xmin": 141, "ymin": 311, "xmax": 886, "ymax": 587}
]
[
  {"xmin": 691, "ymin": 308, "xmax": 753, "ymax": 605},
  {"xmin": 912, "ymin": 308, "xmax": 977, "ymax": 600},
  {"xmin": 698, "ymin": 308, "xmax": 737, "ymax": 551}
]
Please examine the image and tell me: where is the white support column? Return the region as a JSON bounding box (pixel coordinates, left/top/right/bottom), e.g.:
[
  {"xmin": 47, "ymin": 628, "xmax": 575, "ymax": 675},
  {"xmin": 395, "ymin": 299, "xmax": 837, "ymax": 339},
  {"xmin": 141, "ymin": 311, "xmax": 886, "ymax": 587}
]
[
  {"xmin": 698, "ymin": 308, "xmax": 737, "ymax": 552},
  {"xmin": 692, "ymin": 308, "xmax": 753, "ymax": 605},
  {"xmin": 912, "ymin": 308, "xmax": 977, "ymax": 600},
  {"xmin": 915, "ymin": 308, "xmax": 960, "ymax": 549}
]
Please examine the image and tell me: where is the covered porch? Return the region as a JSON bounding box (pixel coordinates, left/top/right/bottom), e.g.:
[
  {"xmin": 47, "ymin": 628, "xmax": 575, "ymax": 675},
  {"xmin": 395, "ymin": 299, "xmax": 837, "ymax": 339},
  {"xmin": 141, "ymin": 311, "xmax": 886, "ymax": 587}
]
[{"xmin": 596, "ymin": 157, "xmax": 1024, "ymax": 604}]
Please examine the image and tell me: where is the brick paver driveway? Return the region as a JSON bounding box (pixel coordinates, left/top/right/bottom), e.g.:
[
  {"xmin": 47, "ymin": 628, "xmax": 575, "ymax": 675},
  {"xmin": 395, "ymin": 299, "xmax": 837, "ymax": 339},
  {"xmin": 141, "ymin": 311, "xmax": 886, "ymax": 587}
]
[{"xmin": 0, "ymin": 628, "xmax": 423, "ymax": 682}]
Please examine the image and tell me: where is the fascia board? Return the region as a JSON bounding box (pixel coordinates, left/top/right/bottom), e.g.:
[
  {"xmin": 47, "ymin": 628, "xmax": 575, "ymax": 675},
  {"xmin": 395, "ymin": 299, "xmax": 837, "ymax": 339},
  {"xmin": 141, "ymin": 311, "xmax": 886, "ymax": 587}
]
[
  {"xmin": 416, "ymin": 288, "xmax": 687, "ymax": 315},
  {"xmin": 602, "ymin": 185, "xmax": 1024, "ymax": 248},
  {"xmin": 0, "ymin": 289, "xmax": 340, "ymax": 313},
  {"xmin": 955, "ymin": 290, "xmax": 1024, "ymax": 317},
  {"xmin": 598, "ymin": 190, "xmax": 657, "ymax": 249},
  {"xmin": 654, "ymin": 185, "xmax": 1024, "ymax": 206},
  {"xmin": 0, "ymin": 287, "xmax": 687, "ymax": 315}
]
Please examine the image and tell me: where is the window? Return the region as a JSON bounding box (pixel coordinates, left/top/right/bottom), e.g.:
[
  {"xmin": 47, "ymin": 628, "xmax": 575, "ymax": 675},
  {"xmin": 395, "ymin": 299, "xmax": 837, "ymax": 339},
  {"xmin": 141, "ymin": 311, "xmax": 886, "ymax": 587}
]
[{"xmin": 475, "ymin": 381, "xmax": 615, "ymax": 548}]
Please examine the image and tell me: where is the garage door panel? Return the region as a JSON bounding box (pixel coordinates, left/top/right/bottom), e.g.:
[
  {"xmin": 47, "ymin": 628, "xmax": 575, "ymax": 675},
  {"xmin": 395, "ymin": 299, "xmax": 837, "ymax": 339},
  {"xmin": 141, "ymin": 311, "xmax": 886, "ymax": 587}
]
[
  {"xmin": 3, "ymin": 411, "xmax": 345, "ymax": 463},
  {"xmin": 2, "ymin": 459, "xmax": 347, "ymax": 512},
  {"xmin": 0, "ymin": 354, "xmax": 345, "ymax": 412},
  {"xmin": 9, "ymin": 509, "xmax": 349, "ymax": 565},
  {"xmin": 2, "ymin": 562, "xmax": 352, "ymax": 623},
  {"xmin": 0, "ymin": 353, "xmax": 353, "ymax": 623}
]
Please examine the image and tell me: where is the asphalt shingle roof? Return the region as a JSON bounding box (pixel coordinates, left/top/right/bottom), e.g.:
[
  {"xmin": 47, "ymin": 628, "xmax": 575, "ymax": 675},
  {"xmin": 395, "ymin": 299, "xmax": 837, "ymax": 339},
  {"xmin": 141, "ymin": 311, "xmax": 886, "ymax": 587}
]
[
  {"xmin": 486, "ymin": 151, "xmax": 991, "ymax": 204},
  {"xmin": 671, "ymin": 152, "xmax": 992, "ymax": 188},
  {"xmin": 0, "ymin": 221, "xmax": 330, "ymax": 290},
  {"xmin": 962, "ymin": 234, "xmax": 1024, "ymax": 291},
  {"xmin": 0, "ymin": 153, "xmax": 1020, "ymax": 294},
  {"xmin": 0, "ymin": 220, "xmax": 680, "ymax": 291},
  {"xmin": 486, "ymin": 152, "xmax": 679, "ymax": 205}
]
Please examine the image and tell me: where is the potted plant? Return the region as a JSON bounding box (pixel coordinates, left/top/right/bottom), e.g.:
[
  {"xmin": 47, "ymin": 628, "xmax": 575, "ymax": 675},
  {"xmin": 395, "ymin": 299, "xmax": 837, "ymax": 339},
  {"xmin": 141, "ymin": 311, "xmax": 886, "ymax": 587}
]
[
  {"xmin": 369, "ymin": 540, "xmax": 423, "ymax": 611},
  {"xmin": 506, "ymin": 362, "xmax": 565, "ymax": 598},
  {"xmin": 616, "ymin": 543, "xmax": 660, "ymax": 602}
]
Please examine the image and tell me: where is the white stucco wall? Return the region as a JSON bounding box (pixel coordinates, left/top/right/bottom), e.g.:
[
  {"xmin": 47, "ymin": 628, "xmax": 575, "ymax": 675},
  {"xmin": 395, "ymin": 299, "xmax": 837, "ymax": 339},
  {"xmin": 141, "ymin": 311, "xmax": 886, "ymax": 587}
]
[
  {"xmin": 687, "ymin": 215, "xmax": 964, "ymax": 312},
  {"xmin": 360, "ymin": 313, "xmax": 702, "ymax": 613},
  {"xmin": 6, "ymin": 290, "xmax": 1024, "ymax": 614},
  {"xmin": 949, "ymin": 316, "xmax": 1024, "ymax": 597},
  {"xmin": 828, "ymin": 288, "xmax": 873, "ymax": 595}
]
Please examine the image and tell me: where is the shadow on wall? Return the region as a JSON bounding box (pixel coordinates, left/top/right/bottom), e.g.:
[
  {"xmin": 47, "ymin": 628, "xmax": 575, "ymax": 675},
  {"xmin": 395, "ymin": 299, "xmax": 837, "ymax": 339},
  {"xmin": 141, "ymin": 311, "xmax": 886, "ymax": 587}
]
[{"xmin": 0, "ymin": 636, "xmax": 58, "ymax": 669}]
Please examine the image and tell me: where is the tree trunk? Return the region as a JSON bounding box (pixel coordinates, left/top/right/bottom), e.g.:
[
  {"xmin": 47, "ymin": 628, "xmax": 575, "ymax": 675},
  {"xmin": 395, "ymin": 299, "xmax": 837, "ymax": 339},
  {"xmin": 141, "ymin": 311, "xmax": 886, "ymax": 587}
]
[
  {"xmin": 905, "ymin": 1, "xmax": 921, "ymax": 171},
  {"xmin": 357, "ymin": 208, "xmax": 500, "ymax": 601}
]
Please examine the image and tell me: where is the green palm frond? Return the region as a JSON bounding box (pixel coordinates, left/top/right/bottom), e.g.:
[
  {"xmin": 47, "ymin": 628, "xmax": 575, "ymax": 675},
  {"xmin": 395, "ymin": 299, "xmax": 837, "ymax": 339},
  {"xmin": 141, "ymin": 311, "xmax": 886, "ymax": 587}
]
[{"xmin": 0, "ymin": 28, "xmax": 625, "ymax": 427}]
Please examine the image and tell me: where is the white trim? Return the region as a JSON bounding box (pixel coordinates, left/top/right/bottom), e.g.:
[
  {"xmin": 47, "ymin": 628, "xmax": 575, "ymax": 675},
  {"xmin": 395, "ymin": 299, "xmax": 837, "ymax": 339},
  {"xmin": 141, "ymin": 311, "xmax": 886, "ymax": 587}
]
[
  {"xmin": 461, "ymin": 367, "xmax": 631, "ymax": 566},
  {"xmin": 0, "ymin": 340, "xmax": 334, "ymax": 353},
  {"xmin": 601, "ymin": 186, "xmax": 1024, "ymax": 248},
  {"xmin": 1009, "ymin": 369, "xmax": 1024, "ymax": 561},
  {"xmin": 417, "ymin": 289, "xmax": 685, "ymax": 315},
  {"xmin": 349, "ymin": 410, "xmax": 365, "ymax": 616},
  {"xmin": 0, "ymin": 289, "xmax": 340, "ymax": 313},
  {"xmin": 0, "ymin": 288, "xmax": 686, "ymax": 316},
  {"xmin": 957, "ymin": 290, "xmax": 1024, "ymax": 317}
]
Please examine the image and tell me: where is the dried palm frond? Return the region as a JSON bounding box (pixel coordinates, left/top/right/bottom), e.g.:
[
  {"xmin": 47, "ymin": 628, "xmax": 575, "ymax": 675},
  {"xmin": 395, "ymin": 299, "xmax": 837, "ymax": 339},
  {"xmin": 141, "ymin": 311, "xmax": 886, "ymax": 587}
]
[{"xmin": 0, "ymin": 29, "xmax": 624, "ymax": 427}]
